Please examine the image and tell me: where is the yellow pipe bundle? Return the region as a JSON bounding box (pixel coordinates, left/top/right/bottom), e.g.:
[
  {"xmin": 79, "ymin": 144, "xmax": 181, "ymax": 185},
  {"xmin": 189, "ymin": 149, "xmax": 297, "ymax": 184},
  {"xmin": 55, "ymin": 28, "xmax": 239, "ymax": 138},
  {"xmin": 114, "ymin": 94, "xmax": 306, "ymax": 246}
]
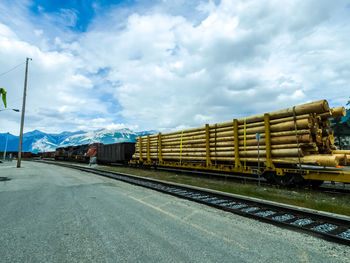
[{"xmin": 132, "ymin": 100, "xmax": 347, "ymax": 167}]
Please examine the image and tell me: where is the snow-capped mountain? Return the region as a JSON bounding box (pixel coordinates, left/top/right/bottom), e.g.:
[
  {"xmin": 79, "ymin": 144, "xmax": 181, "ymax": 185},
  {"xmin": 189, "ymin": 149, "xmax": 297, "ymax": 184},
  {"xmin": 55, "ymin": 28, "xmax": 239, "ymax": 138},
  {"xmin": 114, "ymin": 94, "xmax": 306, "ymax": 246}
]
[
  {"xmin": 59, "ymin": 128, "xmax": 153, "ymax": 147},
  {"xmin": 0, "ymin": 129, "xmax": 156, "ymax": 153}
]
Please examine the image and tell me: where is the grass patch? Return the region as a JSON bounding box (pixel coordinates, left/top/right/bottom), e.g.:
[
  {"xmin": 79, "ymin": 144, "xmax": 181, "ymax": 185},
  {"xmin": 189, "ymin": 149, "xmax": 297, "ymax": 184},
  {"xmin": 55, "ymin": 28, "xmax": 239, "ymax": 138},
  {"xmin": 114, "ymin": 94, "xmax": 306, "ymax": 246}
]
[{"xmin": 99, "ymin": 165, "xmax": 350, "ymax": 217}]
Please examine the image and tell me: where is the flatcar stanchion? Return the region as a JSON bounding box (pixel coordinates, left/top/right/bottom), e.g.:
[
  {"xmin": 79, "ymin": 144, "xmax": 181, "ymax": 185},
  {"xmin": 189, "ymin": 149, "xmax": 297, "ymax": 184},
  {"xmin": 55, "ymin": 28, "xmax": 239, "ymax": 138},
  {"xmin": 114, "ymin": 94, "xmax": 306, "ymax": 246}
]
[{"xmin": 256, "ymin": 132, "xmax": 261, "ymax": 186}]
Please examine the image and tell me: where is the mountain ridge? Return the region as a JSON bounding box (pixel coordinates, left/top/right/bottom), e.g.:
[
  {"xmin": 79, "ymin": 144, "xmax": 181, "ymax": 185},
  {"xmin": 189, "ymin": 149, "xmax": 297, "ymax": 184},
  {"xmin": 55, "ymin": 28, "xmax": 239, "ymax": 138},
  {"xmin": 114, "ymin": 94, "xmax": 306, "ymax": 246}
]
[{"xmin": 0, "ymin": 129, "xmax": 156, "ymax": 153}]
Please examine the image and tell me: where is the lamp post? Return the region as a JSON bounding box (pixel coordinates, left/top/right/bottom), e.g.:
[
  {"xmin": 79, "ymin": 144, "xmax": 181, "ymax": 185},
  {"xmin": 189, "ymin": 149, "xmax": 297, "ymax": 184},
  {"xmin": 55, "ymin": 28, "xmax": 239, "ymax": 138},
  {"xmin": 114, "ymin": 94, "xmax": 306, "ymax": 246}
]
[
  {"xmin": 3, "ymin": 132, "xmax": 9, "ymax": 161},
  {"xmin": 0, "ymin": 109, "xmax": 19, "ymax": 161}
]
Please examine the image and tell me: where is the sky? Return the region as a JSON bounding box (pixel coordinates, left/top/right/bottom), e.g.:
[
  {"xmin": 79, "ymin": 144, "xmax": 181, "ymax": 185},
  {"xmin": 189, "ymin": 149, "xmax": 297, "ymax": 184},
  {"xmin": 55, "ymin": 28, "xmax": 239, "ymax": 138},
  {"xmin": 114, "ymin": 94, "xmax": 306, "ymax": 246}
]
[{"xmin": 0, "ymin": 0, "xmax": 350, "ymax": 135}]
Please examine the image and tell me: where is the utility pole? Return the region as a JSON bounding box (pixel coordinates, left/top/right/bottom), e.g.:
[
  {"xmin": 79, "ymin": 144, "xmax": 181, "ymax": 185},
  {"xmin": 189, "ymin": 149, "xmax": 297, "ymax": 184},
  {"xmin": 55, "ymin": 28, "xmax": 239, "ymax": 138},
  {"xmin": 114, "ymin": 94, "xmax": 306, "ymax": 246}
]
[{"xmin": 17, "ymin": 57, "xmax": 31, "ymax": 168}]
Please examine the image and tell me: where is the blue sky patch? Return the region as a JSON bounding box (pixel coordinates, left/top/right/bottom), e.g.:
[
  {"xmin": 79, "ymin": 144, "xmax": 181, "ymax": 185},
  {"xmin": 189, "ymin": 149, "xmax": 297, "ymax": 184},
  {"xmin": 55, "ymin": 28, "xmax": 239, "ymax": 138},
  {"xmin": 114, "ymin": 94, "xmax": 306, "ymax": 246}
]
[{"xmin": 29, "ymin": 0, "xmax": 134, "ymax": 31}]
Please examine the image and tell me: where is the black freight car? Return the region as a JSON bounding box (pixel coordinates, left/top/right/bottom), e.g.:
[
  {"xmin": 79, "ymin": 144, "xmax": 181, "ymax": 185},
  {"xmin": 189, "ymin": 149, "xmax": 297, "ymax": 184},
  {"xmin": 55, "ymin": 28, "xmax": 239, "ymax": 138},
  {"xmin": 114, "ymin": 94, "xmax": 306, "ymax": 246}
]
[{"xmin": 97, "ymin": 142, "xmax": 135, "ymax": 164}]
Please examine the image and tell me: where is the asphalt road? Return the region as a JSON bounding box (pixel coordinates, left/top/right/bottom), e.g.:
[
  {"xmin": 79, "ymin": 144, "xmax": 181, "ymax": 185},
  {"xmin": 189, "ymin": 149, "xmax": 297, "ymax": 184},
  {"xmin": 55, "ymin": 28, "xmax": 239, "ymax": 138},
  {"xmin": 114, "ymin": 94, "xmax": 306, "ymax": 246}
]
[{"xmin": 0, "ymin": 161, "xmax": 349, "ymax": 263}]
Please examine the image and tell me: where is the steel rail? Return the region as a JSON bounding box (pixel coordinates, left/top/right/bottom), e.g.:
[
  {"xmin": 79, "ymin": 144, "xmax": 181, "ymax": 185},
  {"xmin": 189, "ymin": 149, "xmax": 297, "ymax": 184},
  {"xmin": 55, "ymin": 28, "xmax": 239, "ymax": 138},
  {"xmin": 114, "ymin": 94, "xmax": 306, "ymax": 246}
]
[
  {"xmin": 148, "ymin": 165, "xmax": 350, "ymax": 195},
  {"xmin": 40, "ymin": 161, "xmax": 350, "ymax": 246},
  {"xmin": 319, "ymin": 186, "xmax": 350, "ymax": 195}
]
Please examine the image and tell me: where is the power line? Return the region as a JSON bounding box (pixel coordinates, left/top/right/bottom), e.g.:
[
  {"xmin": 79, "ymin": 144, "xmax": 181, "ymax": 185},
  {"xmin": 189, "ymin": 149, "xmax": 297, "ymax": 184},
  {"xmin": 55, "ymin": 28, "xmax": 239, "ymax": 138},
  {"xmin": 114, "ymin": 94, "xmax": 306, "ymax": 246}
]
[{"xmin": 0, "ymin": 61, "xmax": 26, "ymax": 78}]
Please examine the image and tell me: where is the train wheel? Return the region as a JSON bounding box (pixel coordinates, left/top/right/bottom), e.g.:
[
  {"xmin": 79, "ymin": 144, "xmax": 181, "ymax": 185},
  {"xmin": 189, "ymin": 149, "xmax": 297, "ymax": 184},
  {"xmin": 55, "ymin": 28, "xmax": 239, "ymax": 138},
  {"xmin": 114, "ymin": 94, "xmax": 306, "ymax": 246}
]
[
  {"xmin": 263, "ymin": 171, "xmax": 275, "ymax": 184},
  {"xmin": 263, "ymin": 172, "xmax": 304, "ymax": 187},
  {"xmin": 308, "ymin": 180, "xmax": 324, "ymax": 188}
]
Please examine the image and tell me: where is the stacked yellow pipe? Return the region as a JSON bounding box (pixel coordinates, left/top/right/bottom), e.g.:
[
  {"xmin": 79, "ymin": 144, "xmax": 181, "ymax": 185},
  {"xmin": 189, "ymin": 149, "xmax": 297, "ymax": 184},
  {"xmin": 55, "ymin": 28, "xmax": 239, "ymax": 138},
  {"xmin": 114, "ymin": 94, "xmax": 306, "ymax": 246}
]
[{"xmin": 133, "ymin": 100, "xmax": 347, "ymax": 167}]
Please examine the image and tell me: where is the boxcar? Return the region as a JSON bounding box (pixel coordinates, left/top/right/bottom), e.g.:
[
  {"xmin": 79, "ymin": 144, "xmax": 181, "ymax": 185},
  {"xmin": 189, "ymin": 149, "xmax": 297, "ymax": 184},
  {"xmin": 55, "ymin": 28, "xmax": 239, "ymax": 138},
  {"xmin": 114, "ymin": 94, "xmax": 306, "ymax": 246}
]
[
  {"xmin": 97, "ymin": 142, "xmax": 135, "ymax": 164},
  {"xmin": 38, "ymin": 151, "xmax": 56, "ymax": 159},
  {"xmin": 21, "ymin": 152, "xmax": 32, "ymax": 158}
]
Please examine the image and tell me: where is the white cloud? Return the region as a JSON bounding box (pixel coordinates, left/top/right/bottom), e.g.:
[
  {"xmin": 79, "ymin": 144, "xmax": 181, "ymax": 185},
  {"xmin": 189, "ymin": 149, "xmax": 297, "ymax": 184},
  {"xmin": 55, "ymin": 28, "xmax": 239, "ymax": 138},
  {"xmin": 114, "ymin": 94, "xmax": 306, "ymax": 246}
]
[
  {"xmin": 1, "ymin": 0, "xmax": 350, "ymax": 136},
  {"xmin": 106, "ymin": 123, "xmax": 139, "ymax": 131},
  {"xmin": 0, "ymin": 22, "xmax": 110, "ymax": 134},
  {"xmin": 56, "ymin": 8, "xmax": 78, "ymax": 27},
  {"xmin": 73, "ymin": 0, "xmax": 350, "ymax": 131}
]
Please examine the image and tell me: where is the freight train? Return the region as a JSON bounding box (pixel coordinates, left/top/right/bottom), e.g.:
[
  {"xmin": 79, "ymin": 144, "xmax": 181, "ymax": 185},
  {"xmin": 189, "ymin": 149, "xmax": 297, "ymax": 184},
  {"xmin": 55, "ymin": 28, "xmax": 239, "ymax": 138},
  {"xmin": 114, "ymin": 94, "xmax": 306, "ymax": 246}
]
[
  {"xmin": 44, "ymin": 99, "xmax": 350, "ymax": 186},
  {"xmin": 51, "ymin": 142, "xmax": 135, "ymax": 164},
  {"xmin": 46, "ymin": 139, "xmax": 350, "ymax": 187},
  {"xmin": 131, "ymin": 100, "xmax": 350, "ymax": 186}
]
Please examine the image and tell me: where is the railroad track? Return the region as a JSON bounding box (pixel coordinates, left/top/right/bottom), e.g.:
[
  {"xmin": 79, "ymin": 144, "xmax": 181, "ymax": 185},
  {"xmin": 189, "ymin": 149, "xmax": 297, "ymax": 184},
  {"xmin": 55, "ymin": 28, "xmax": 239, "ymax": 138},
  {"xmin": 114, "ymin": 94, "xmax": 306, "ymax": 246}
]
[
  {"xmin": 40, "ymin": 160, "xmax": 350, "ymax": 246},
  {"xmin": 43, "ymin": 159, "xmax": 350, "ymax": 194},
  {"xmin": 319, "ymin": 186, "xmax": 350, "ymax": 195},
  {"xmin": 146, "ymin": 166, "xmax": 350, "ymax": 195}
]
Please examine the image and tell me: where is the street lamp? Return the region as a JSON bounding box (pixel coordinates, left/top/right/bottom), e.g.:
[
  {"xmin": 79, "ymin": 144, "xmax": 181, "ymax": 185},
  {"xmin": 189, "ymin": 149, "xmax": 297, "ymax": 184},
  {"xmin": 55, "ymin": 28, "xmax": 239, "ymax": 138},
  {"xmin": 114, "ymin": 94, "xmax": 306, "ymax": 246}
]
[
  {"xmin": 0, "ymin": 108, "xmax": 20, "ymax": 112},
  {"xmin": 0, "ymin": 109, "xmax": 19, "ymax": 161},
  {"xmin": 3, "ymin": 132, "xmax": 9, "ymax": 161}
]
